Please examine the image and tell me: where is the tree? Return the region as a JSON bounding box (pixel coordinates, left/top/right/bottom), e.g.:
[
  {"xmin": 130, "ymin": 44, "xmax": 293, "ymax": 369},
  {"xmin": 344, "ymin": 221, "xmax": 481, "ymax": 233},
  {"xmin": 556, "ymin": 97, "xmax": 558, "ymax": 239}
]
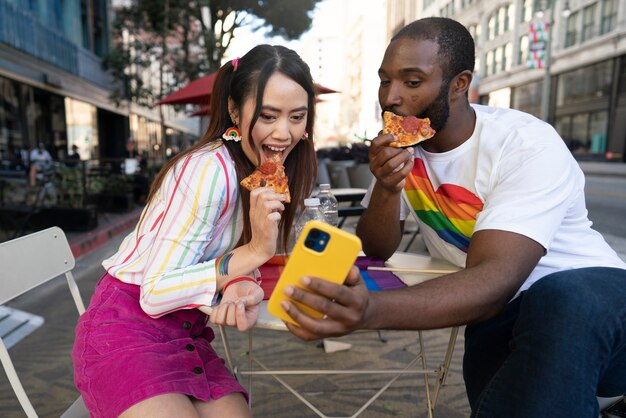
[{"xmin": 103, "ymin": 0, "xmax": 321, "ymax": 107}]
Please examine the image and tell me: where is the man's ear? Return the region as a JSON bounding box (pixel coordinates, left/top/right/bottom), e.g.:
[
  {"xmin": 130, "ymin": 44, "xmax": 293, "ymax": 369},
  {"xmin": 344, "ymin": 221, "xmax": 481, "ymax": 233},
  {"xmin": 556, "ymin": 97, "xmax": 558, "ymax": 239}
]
[
  {"xmin": 451, "ymin": 70, "xmax": 473, "ymax": 100},
  {"xmin": 227, "ymin": 97, "xmax": 239, "ymax": 125}
]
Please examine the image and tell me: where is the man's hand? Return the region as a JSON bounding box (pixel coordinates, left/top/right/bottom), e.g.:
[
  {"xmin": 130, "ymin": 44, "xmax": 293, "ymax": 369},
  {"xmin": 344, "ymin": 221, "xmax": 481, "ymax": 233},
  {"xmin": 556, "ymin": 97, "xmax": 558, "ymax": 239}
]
[
  {"xmin": 281, "ymin": 266, "xmax": 372, "ymax": 340},
  {"xmin": 369, "ymin": 134, "xmax": 415, "ymax": 193}
]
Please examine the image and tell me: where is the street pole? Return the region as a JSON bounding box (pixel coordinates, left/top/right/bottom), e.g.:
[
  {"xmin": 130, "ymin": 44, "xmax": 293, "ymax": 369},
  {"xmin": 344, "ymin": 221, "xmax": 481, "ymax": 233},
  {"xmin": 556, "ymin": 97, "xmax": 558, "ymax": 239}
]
[{"xmin": 540, "ymin": 1, "xmax": 555, "ymax": 122}]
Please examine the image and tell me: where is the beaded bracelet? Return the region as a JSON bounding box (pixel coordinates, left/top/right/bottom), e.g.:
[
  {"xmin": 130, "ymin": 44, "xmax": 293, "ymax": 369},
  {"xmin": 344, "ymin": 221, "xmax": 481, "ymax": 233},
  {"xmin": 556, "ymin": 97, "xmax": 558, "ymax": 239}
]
[{"xmin": 222, "ymin": 276, "xmax": 261, "ymax": 294}]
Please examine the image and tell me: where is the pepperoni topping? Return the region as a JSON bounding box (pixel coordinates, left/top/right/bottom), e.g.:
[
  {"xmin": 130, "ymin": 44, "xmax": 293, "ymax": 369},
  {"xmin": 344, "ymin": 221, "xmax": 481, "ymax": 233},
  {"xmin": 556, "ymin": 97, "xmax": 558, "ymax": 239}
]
[
  {"xmin": 400, "ymin": 116, "xmax": 420, "ymax": 132},
  {"xmin": 258, "ymin": 161, "xmax": 277, "ymax": 175}
]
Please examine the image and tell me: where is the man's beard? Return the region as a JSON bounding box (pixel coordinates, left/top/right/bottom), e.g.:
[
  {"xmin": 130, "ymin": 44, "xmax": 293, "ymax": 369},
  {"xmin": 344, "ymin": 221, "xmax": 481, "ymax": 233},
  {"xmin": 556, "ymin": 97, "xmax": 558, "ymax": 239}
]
[{"xmin": 419, "ymin": 79, "xmax": 450, "ymax": 132}]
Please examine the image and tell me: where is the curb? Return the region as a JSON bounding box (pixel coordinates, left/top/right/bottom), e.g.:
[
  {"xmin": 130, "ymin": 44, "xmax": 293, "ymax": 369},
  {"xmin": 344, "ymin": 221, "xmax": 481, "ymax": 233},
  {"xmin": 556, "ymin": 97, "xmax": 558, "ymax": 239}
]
[{"xmin": 68, "ymin": 208, "xmax": 142, "ymax": 260}]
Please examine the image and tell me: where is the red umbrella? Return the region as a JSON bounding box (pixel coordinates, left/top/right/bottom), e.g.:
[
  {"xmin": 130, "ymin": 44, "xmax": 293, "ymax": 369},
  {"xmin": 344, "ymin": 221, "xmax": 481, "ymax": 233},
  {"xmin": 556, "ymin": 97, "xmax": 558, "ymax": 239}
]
[
  {"xmin": 157, "ymin": 72, "xmax": 218, "ymax": 105},
  {"xmin": 189, "ymin": 97, "xmax": 326, "ymax": 118},
  {"xmin": 158, "ymin": 71, "xmax": 338, "ymax": 107},
  {"xmin": 190, "ymin": 105, "xmax": 210, "ymax": 117}
]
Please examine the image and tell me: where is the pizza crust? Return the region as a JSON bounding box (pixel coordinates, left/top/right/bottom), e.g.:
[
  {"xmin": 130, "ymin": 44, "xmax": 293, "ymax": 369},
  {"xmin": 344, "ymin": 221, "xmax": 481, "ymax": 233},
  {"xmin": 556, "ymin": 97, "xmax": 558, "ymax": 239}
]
[
  {"xmin": 383, "ymin": 111, "xmax": 436, "ymax": 148},
  {"xmin": 240, "ymin": 155, "xmax": 291, "ymax": 202}
]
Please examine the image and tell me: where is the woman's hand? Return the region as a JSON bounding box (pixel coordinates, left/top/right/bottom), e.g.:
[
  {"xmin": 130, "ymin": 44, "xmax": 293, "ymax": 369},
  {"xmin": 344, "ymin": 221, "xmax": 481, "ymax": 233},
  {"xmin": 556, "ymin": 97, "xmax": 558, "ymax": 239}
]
[
  {"xmin": 281, "ymin": 266, "xmax": 372, "ymax": 340},
  {"xmin": 209, "ymin": 280, "xmax": 264, "ymax": 331},
  {"xmin": 248, "ymin": 187, "xmax": 286, "ymax": 261}
]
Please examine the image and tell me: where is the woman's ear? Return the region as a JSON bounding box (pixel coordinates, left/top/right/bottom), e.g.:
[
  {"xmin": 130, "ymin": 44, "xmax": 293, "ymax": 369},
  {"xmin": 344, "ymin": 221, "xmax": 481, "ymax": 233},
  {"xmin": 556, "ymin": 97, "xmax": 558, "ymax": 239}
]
[
  {"xmin": 227, "ymin": 97, "xmax": 239, "ymax": 126},
  {"xmin": 451, "ymin": 70, "xmax": 473, "ymax": 100}
]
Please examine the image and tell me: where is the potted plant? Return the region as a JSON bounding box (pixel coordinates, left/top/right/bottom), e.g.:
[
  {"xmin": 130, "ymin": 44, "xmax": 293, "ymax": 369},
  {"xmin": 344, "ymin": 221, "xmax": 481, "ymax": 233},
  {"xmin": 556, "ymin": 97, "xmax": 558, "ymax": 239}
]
[{"xmin": 88, "ymin": 173, "xmax": 135, "ymax": 213}]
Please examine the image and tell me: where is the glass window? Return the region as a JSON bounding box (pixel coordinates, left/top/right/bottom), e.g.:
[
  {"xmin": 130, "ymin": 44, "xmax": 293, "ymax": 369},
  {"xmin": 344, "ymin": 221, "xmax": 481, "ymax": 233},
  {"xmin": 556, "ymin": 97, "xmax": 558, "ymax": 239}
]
[
  {"xmin": 519, "ymin": 35, "xmax": 529, "ymax": 66},
  {"xmin": 600, "ymin": 0, "xmax": 617, "ymax": 35},
  {"xmin": 495, "ymin": 46, "xmax": 503, "ymax": 74},
  {"xmin": 0, "ymin": 77, "xmax": 23, "ymax": 164},
  {"xmin": 488, "ymin": 15, "xmax": 496, "ymax": 40},
  {"xmin": 488, "ymin": 87, "xmax": 511, "ymax": 108},
  {"xmin": 468, "ymin": 24, "xmax": 480, "ymax": 44},
  {"xmin": 506, "ymin": 4, "xmax": 514, "ymax": 31},
  {"xmin": 513, "ymin": 80, "xmax": 542, "ymax": 117},
  {"xmin": 486, "ymin": 50, "xmax": 494, "ymax": 76},
  {"xmin": 589, "ymin": 111, "xmax": 608, "ymax": 154},
  {"xmin": 564, "ymin": 11, "xmax": 578, "ymax": 47},
  {"xmin": 65, "ymin": 98, "xmax": 99, "ymax": 160},
  {"xmin": 581, "ymin": 3, "xmax": 597, "ymax": 42},
  {"xmin": 504, "ymin": 42, "xmax": 513, "ymax": 71},
  {"xmin": 556, "ymin": 60, "xmax": 613, "ymax": 106},
  {"xmin": 498, "ymin": 7, "xmax": 506, "ymax": 35},
  {"xmin": 521, "ymin": 0, "xmax": 533, "ymax": 22},
  {"xmin": 571, "ymin": 113, "xmax": 590, "ymax": 153},
  {"xmin": 555, "ymin": 115, "xmax": 573, "ymax": 149}
]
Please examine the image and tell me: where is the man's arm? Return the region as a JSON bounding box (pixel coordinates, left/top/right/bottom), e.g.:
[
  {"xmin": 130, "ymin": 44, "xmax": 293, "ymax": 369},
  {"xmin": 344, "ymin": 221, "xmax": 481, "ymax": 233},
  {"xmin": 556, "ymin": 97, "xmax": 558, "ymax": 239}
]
[
  {"xmin": 283, "ymin": 229, "xmax": 544, "ymax": 338},
  {"xmin": 356, "ymin": 135, "xmax": 415, "ymax": 259}
]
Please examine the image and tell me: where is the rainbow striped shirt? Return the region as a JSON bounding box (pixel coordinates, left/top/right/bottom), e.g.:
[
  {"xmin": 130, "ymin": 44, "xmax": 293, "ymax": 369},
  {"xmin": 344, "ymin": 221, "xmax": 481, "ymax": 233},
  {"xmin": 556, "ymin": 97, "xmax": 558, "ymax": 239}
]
[
  {"xmin": 103, "ymin": 144, "xmax": 243, "ymax": 318},
  {"xmin": 404, "ymin": 158, "xmax": 483, "ymax": 253}
]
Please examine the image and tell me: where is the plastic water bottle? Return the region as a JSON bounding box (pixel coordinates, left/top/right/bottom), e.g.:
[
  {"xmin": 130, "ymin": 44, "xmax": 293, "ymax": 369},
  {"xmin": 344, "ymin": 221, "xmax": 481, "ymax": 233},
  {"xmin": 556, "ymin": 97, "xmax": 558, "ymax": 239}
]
[
  {"xmin": 316, "ymin": 184, "xmax": 339, "ymax": 227},
  {"xmin": 295, "ymin": 197, "xmax": 324, "ymax": 239}
]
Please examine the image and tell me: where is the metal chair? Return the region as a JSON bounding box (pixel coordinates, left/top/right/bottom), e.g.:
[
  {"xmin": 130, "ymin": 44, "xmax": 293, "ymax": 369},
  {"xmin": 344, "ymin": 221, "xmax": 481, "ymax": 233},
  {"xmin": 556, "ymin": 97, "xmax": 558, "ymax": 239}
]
[{"xmin": 0, "ymin": 227, "xmax": 89, "ymax": 418}]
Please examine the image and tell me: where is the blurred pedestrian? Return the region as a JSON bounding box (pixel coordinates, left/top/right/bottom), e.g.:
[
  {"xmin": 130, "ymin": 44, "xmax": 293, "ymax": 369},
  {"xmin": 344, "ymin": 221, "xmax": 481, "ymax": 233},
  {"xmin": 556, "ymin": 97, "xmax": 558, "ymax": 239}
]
[
  {"xmin": 65, "ymin": 144, "xmax": 81, "ymax": 168},
  {"xmin": 28, "ymin": 142, "xmax": 53, "ymax": 186}
]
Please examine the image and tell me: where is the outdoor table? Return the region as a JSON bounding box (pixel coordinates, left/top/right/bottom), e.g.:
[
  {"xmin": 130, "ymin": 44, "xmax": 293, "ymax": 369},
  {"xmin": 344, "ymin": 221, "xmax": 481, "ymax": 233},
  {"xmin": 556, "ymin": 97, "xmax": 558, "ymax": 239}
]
[
  {"xmin": 217, "ymin": 251, "xmax": 461, "ymax": 418},
  {"xmin": 329, "ymin": 187, "xmax": 367, "ymax": 228}
]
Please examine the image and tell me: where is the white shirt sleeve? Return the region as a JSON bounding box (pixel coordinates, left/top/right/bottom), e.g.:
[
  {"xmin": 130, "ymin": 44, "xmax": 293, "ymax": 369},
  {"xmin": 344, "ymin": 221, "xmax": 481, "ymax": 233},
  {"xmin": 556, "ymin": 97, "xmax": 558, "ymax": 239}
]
[{"xmin": 474, "ymin": 127, "xmax": 582, "ymax": 250}]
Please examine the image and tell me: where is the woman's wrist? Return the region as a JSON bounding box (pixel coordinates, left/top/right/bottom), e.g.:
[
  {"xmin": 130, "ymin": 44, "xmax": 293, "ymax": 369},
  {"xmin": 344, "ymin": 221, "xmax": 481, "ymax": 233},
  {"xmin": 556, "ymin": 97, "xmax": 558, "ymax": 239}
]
[
  {"xmin": 245, "ymin": 241, "xmax": 273, "ymax": 266},
  {"xmin": 222, "ymin": 276, "xmax": 261, "ymax": 294}
]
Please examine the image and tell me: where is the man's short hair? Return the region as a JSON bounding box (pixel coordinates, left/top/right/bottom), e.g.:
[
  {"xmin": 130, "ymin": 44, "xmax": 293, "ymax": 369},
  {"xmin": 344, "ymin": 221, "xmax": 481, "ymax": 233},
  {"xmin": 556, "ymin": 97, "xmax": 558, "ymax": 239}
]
[{"xmin": 392, "ymin": 17, "xmax": 475, "ymax": 83}]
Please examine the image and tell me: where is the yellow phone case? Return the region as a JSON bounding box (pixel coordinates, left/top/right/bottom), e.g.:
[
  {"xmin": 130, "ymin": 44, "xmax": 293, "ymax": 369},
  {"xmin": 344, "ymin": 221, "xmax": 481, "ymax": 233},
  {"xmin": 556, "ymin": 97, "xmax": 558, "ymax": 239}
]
[{"xmin": 267, "ymin": 220, "xmax": 362, "ymax": 325}]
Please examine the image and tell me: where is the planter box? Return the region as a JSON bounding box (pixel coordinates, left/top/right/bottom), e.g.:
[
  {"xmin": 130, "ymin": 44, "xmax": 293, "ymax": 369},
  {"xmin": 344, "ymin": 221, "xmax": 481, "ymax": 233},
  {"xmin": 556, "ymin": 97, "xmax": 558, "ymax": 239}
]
[
  {"xmin": 36, "ymin": 206, "xmax": 98, "ymax": 231},
  {"xmin": 87, "ymin": 193, "xmax": 135, "ymax": 213}
]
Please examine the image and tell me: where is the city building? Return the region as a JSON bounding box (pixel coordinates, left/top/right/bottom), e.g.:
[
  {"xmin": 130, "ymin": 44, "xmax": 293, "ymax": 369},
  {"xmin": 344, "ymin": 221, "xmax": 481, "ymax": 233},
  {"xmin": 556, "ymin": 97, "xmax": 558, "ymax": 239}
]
[
  {"xmin": 387, "ymin": 0, "xmax": 625, "ymax": 161},
  {"xmin": 0, "ymin": 0, "xmax": 198, "ymax": 171}
]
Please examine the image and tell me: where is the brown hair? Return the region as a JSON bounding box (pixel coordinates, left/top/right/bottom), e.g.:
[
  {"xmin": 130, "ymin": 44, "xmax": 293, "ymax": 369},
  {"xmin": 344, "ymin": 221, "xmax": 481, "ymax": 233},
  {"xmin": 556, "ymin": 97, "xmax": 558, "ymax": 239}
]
[{"xmin": 147, "ymin": 44, "xmax": 317, "ymax": 253}]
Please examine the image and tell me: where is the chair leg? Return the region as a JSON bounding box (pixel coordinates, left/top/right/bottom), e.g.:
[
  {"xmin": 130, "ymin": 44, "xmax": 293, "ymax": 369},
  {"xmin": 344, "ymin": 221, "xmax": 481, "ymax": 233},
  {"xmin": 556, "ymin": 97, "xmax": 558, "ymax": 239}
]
[{"xmin": 403, "ymin": 229, "xmax": 419, "ymax": 252}]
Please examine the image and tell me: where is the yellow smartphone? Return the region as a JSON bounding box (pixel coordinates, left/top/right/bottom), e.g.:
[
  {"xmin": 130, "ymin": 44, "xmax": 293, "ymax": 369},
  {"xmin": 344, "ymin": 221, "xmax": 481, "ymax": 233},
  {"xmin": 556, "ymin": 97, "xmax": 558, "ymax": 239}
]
[{"xmin": 267, "ymin": 220, "xmax": 362, "ymax": 325}]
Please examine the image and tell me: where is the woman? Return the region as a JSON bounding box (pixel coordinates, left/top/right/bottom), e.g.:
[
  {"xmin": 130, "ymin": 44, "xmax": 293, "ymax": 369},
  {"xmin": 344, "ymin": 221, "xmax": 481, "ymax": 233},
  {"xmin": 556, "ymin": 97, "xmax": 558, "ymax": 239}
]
[{"xmin": 72, "ymin": 44, "xmax": 317, "ymax": 418}]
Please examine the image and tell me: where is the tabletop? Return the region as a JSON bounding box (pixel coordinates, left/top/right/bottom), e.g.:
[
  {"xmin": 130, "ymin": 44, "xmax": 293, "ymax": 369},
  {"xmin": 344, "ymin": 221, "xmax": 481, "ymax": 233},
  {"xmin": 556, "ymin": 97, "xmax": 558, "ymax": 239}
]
[{"xmin": 255, "ymin": 252, "xmax": 461, "ymax": 331}]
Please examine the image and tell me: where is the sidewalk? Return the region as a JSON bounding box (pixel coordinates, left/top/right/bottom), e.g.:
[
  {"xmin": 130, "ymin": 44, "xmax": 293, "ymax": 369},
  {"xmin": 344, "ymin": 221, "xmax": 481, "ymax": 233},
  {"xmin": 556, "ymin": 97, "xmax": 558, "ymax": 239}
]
[
  {"xmin": 578, "ymin": 161, "xmax": 626, "ymax": 177},
  {"xmin": 1, "ymin": 161, "xmax": 624, "ymax": 417}
]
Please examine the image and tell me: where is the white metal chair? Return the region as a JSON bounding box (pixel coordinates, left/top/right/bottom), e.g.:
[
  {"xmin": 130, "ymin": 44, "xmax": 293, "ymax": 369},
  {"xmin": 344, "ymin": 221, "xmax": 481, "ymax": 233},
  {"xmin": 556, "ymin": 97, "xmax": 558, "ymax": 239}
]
[{"xmin": 0, "ymin": 226, "xmax": 89, "ymax": 418}]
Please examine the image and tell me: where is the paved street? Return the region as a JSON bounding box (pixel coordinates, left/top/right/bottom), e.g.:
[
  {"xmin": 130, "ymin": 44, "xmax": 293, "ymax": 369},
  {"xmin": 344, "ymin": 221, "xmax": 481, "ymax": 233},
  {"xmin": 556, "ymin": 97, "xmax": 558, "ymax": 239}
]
[
  {"xmin": 0, "ymin": 218, "xmax": 470, "ymax": 418},
  {"xmin": 1, "ymin": 161, "xmax": 625, "ymax": 417}
]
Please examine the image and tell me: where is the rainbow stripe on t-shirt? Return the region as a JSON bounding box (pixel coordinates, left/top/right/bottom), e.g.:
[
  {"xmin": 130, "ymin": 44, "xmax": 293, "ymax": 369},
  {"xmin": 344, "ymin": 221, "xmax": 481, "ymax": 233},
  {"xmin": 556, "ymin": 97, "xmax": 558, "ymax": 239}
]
[{"xmin": 404, "ymin": 158, "xmax": 484, "ymax": 252}]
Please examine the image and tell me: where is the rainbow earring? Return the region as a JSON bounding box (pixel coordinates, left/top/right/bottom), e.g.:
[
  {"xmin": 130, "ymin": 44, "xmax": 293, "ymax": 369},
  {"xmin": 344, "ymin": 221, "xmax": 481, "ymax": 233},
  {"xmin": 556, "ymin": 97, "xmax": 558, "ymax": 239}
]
[{"xmin": 222, "ymin": 126, "xmax": 242, "ymax": 142}]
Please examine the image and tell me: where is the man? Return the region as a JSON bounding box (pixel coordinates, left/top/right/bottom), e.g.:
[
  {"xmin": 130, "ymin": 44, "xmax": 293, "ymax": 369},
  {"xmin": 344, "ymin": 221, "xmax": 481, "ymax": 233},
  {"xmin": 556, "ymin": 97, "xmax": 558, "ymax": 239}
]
[
  {"xmin": 281, "ymin": 17, "xmax": 626, "ymax": 417},
  {"xmin": 29, "ymin": 142, "xmax": 53, "ymax": 186},
  {"xmin": 65, "ymin": 144, "xmax": 81, "ymax": 168}
]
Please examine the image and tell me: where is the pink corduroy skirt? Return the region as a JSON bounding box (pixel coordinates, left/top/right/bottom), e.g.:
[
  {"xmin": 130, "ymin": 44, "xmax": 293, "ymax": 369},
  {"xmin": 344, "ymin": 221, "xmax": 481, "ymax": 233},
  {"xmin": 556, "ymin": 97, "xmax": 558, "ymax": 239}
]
[{"xmin": 72, "ymin": 273, "xmax": 247, "ymax": 418}]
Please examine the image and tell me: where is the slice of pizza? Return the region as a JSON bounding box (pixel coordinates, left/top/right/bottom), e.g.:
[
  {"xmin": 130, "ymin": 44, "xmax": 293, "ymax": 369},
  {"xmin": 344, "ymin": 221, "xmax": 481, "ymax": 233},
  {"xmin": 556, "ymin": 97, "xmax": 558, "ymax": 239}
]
[
  {"xmin": 240, "ymin": 154, "xmax": 291, "ymax": 203},
  {"xmin": 383, "ymin": 111, "xmax": 436, "ymax": 148}
]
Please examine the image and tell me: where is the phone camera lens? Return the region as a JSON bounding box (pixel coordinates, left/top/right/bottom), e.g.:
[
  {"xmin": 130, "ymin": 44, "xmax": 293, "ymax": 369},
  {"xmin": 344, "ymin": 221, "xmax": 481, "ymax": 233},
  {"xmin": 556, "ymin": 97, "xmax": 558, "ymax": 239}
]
[
  {"xmin": 304, "ymin": 239, "xmax": 315, "ymax": 249},
  {"xmin": 309, "ymin": 229, "xmax": 320, "ymax": 238}
]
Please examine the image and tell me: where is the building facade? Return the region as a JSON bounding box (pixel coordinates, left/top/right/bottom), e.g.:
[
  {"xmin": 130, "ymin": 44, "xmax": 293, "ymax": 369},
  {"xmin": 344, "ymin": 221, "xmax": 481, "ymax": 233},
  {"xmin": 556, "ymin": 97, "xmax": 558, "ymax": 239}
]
[
  {"xmin": 0, "ymin": 0, "xmax": 198, "ymax": 171},
  {"xmin": 387, "ymin": 0, "xmax": 626, "ymax": 161}
]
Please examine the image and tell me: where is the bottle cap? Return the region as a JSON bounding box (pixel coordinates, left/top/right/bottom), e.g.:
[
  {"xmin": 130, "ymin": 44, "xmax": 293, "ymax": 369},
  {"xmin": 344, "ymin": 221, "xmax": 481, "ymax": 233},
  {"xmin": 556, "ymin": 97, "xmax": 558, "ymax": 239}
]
[
  {"xmin": 319, "ymin": 183, "xmax": 331, "ymax": 190},
  {"xmin": 304, "ymin": 198, "xmax": 320, "ymax": 206}
]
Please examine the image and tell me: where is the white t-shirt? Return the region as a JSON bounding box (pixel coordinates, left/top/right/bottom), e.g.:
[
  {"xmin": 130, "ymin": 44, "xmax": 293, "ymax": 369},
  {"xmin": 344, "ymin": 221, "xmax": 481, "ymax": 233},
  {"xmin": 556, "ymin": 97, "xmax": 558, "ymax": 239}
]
[
  {"xmin": 29, "ymin": 149, "xmax": 52, "ymax": 165},
  {"xmin": 362, "ymin": 104, "xmax": 626, "ymax": 297}
]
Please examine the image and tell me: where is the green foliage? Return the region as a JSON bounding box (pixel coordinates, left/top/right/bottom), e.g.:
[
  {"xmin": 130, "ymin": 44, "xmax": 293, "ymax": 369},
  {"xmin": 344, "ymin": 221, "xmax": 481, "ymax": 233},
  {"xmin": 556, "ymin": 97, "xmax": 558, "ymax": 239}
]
[{"xmin": 103, "ymin": 0, "xmax": 321, "ymax": 107}]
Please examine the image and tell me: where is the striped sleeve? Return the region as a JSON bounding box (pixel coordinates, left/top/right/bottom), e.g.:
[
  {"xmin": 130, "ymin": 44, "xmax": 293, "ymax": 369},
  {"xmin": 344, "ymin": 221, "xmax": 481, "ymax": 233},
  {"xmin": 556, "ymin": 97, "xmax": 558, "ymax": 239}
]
[{"xmin": 132, "ymin": 151, "xmax": 234, "ymax": 318}]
